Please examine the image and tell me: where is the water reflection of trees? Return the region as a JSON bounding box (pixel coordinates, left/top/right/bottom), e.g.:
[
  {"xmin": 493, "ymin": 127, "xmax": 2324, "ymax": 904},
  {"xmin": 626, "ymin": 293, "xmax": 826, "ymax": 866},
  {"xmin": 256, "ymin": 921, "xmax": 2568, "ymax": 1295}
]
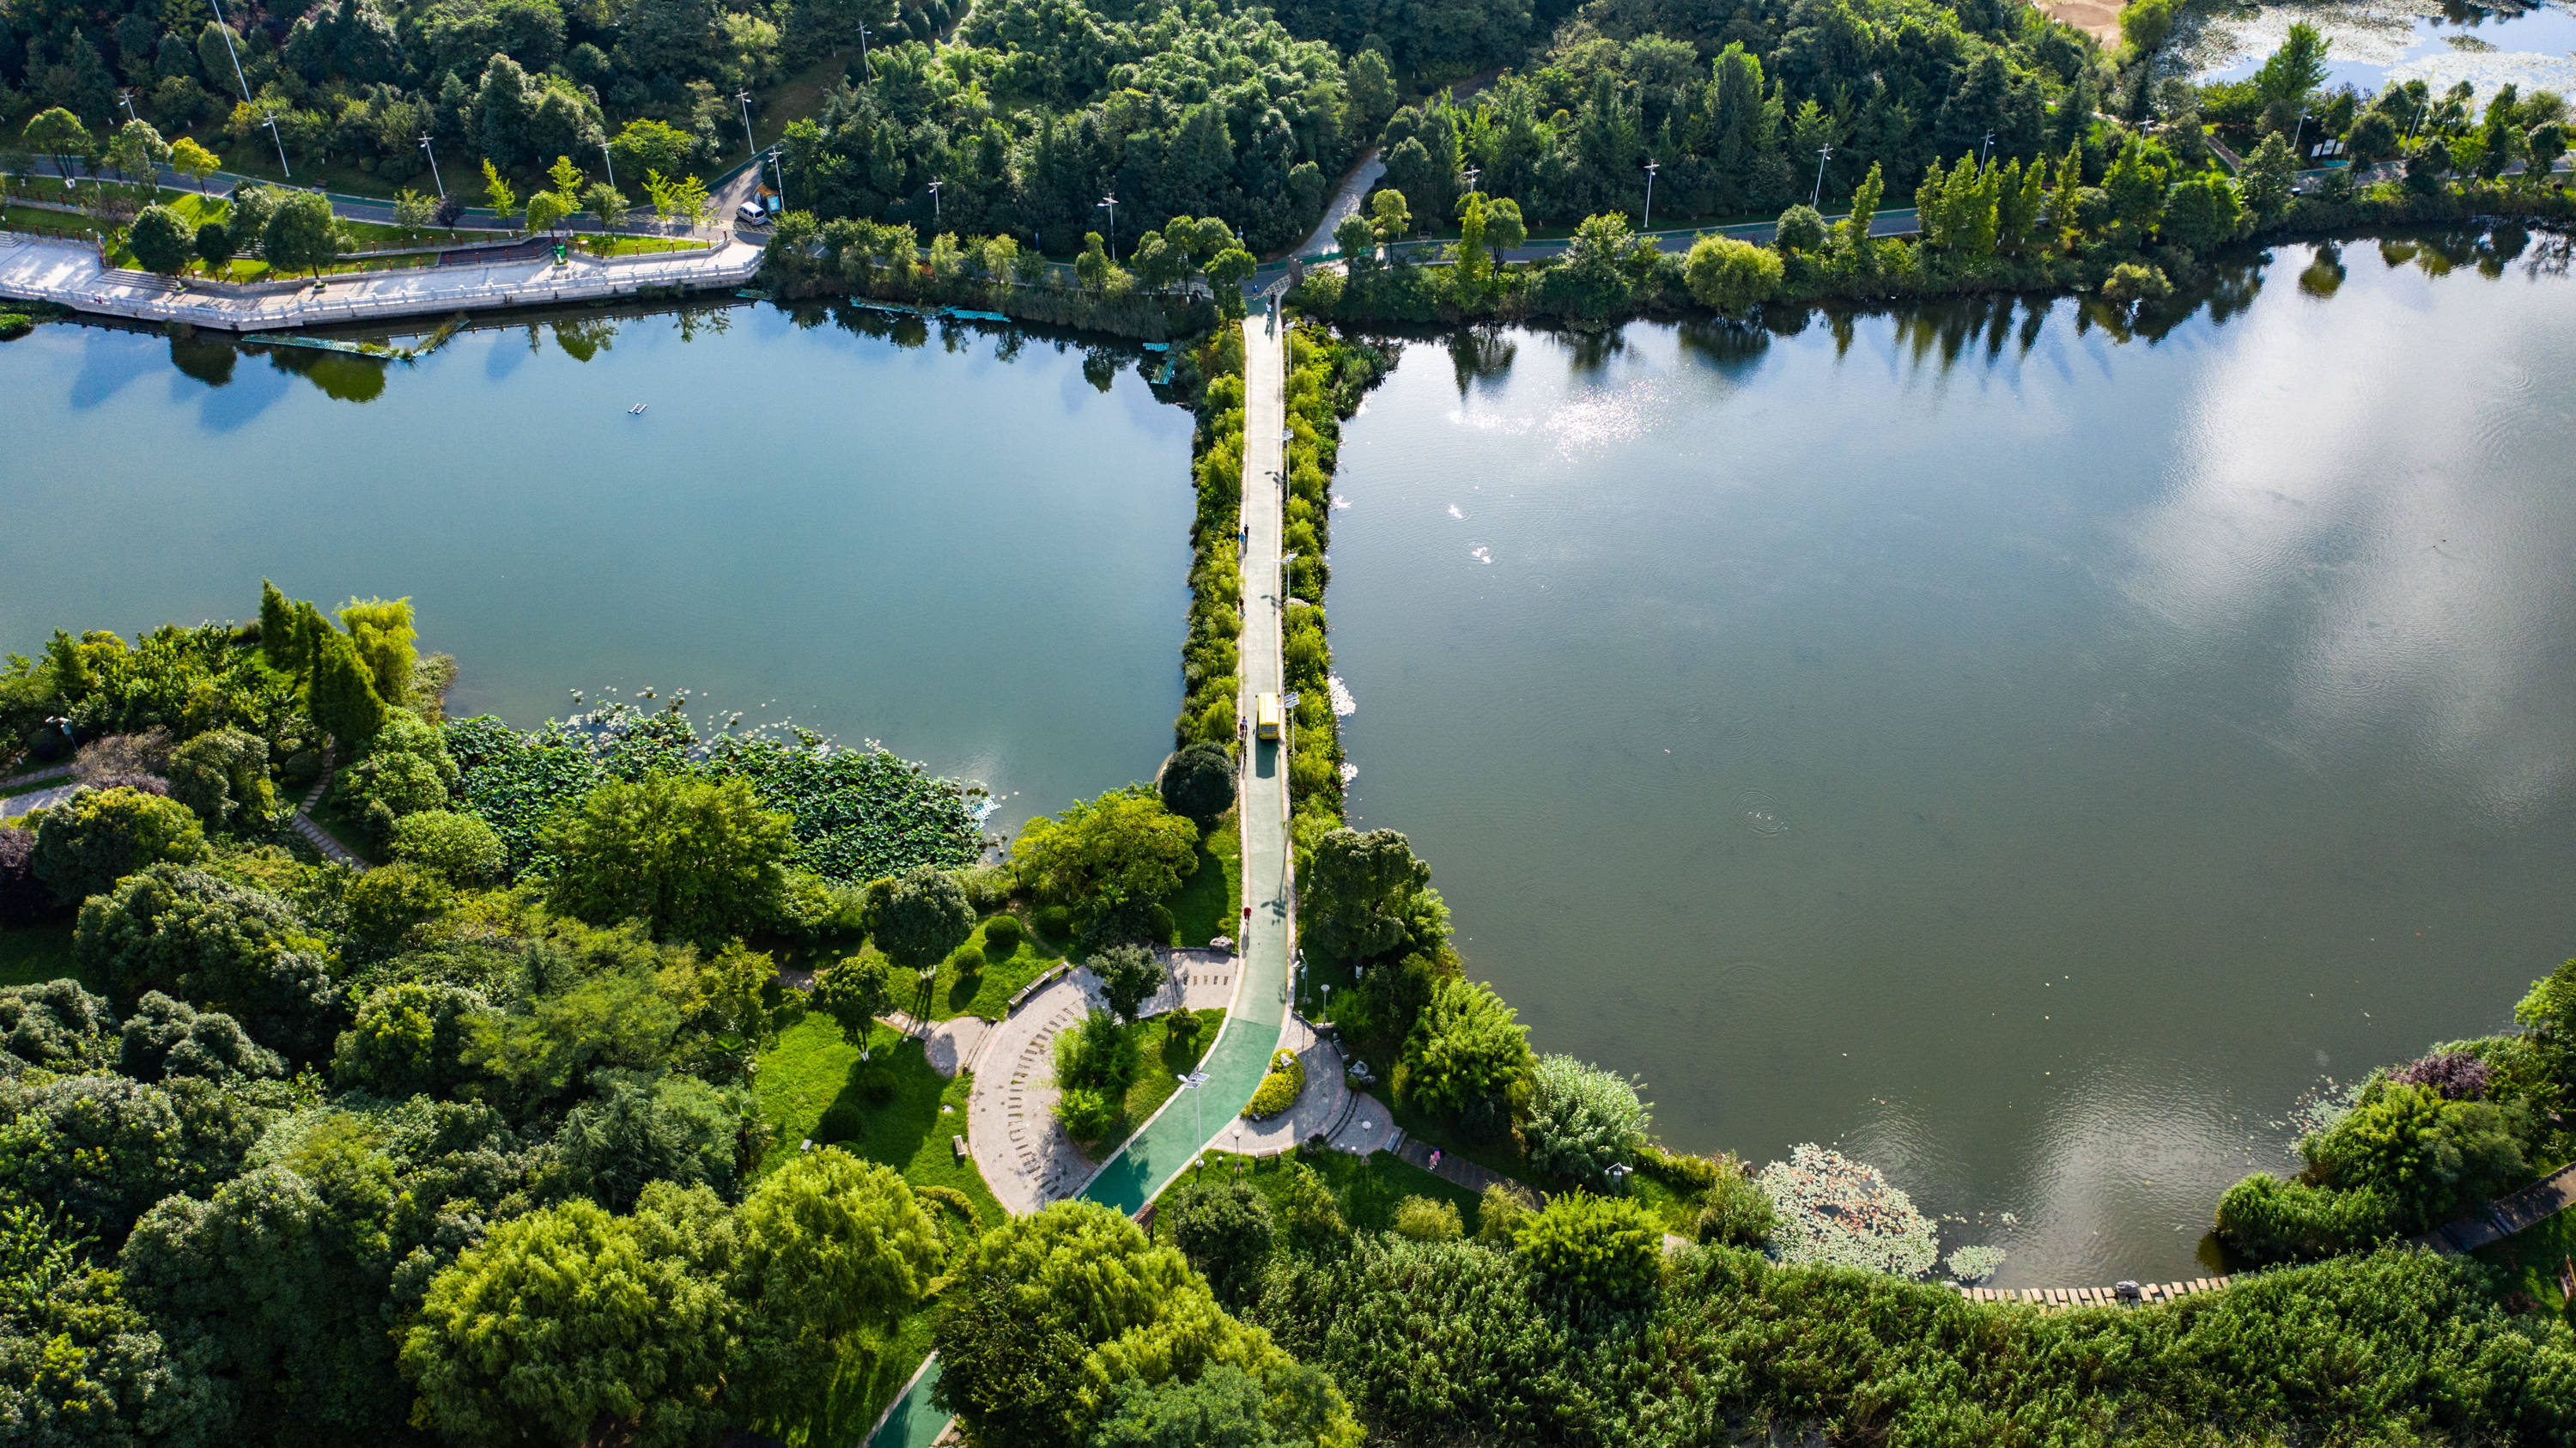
[{"xmin": 1448, "ymin": 325, "xmax": 1516, "ymax": 397}]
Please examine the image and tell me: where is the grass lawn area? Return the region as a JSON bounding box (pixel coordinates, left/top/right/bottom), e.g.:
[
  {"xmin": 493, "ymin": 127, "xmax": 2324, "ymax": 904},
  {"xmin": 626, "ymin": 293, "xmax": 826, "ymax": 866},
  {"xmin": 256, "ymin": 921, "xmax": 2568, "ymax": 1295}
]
[
  {"xmin": 0, "ymin": 922, "xmax": 88, "ymax": 990},
  {"xmin": 3, "ymin": 203, "xmax": 96, "ymax": 237},
  {"xmin": 0, "ymin": 775, "xmax": 70, "ymax": 799},
  {"xmin": 1629, "ymin": 1169, "xmax": 1705, "ymax": 1235},
  {"xmin": 1194, "ymin": 1143, "xmax": 1486, "ymax": 1236},
  {"xmin": 751, "ymin": 1008, "xmax": 1012, "ymax": 1442},
  {"xmin": 911, "ymin": 913, "xmax": 1066, "ymax": 1022},
  {"xmin": 2476, "ymin": 1206, "xmax": 2576, "ymax": 1317},
  {"xmin": 1169, "ymin": 810, "xmax": 1242, "ymax": 947},
  {"xmin": 579, "ymin": 234, "xmax": 705, "ymax": 257}
]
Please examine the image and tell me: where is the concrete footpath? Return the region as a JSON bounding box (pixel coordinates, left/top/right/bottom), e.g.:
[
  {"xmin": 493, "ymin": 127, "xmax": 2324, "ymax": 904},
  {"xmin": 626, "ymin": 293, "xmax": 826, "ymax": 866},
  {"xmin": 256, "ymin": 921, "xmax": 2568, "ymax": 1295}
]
[
  {"xmin": 868, "ymin": 313, "xmax": 1294, "ymax": 1448},
  {"xmin": 0, "ymin": 233, "xmax": 763, "ymax": 332}
]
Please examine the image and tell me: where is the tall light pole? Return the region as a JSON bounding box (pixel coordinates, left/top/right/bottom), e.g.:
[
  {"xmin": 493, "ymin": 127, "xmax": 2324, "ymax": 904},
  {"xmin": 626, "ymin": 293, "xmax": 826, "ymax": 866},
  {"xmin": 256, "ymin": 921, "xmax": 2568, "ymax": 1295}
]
[
  {"xmin": 599, "ymin": 140, "xmax": 617, "ymax": 194},
  {"xmin": 736, "ymin": 90, "xmax": 757, "ymax": 161},
  {"xmin": 929, "ymin": 178, "xmax": 942, "ymax": 221},
  {"xmin": 1980, "ymin": 129, "xmax": 1995, "ymax": 167},
  {"xmin": 2292, "ymin": 112, "xmax": 2313, "ymax": 165},
  {"xmin": 262, "ymin": 113, "xmax": 291, "ymax": 179},
  {"xmin": 204, "ymin": 0, "xmax": 253, "ymax": 106},
  {"xmin": 1642, "ymin": 158, "xmax": 1659, "ymax": 231},
  {"xmin": 1097, "ymin": 192, "xmax": 1117, "ymax": 259},
  {"xmin": 115, "ymin": 88, "xmax": 139, "ymax": 125},
  {"xmin": 767, "ymin": 147, "xmax": 787, "ymax": 211},
  {"xmin": 419, "ymin": 134, "xmax": 445, "ymax": 198},
  {"xmin": 1811, "ymin": 143, "xmax": 1834, "ymax": 208},
  {"xmin": 855, "ymin": 21, "xmax": 874, "ymax": 82},
  {"xmin": 1461, "ymin": 165, "xmax": 1480, "ymax": 194}
]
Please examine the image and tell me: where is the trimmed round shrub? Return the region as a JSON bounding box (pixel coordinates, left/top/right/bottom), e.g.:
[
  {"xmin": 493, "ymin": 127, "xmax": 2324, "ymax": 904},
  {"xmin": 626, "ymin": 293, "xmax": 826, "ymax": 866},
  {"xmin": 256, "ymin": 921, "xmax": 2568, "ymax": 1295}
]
[
  {"xmin": 1033, "ymin": 903, "xmax": 1073, "ymax": 940},
  {"xmin": 387, "ymin": 810, "xmax": 507, "ymax": 887},
  {"xmin": 31, "ymin": 785, "xmax": 207, "ymax": 905},
  {"xmin": 1525, "ymin": 1054, "xmax": 1651, "ymax": 1191},
  {"xmin": 949, "ymin": 943, "xmax": 987, "ymax": 976},
  {"xmin": 1159, "ymin": 740, "xmax": 1236, "ymax": 822},
  {"xmin": 1244, "ymin": 1046, "xmax": 1304, "ymax": 1118},
  {"xmin": 982, "ymin": 914, "xmax": 1024, "ymax": 955}
]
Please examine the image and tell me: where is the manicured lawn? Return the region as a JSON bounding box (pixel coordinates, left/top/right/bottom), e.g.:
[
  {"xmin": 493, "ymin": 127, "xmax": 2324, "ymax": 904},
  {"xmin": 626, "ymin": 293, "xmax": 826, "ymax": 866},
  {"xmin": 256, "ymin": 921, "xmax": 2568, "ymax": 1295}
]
[
  {"xmin": 578, "ymin": 234, "xmax": 706, "ymax": 257},
  {"xmin": 0, "ymin": 775, "xmax": 70, "ymax": 799},
  {"xmin": 913, "ymin": 913, "xmax": 1065, "ymax": 1022},
  {"xmin": 0, "ymin": 922, "xmax": 88, "ymax": 990},
  {"xmin": 1194, "ymin": 1143, "xmax": 1485, "ymax": 1236},
  {"xmin": 1169, "ymin": 810, "xmax": 1241, "ymax": 947},
  {"xmin": 750, "ymin": 1012, "xmax": 1003, "ymax": 1217},
  {"xmin": 751, "ymin": 1007, "xmax": 1009, "ymax": 1443}
]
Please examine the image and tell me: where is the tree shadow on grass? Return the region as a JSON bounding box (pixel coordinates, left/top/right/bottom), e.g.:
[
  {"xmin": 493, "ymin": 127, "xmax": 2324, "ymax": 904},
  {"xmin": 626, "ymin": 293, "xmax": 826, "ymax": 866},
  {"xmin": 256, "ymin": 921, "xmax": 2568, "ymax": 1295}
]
[
  {"xmin": 809, "ymin": 1032, "xmax": 945, "ymax": 1172},
  {"xmin": 764, "ymin": 1312, "xmax": 938, "ymax": 1448}
]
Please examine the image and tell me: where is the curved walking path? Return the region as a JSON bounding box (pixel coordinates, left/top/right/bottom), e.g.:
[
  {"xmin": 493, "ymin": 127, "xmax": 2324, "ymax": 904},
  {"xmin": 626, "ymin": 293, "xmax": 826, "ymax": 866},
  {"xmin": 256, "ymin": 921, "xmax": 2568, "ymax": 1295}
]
[
  {"xmin": 871, "ymin": 313, "xmax": 1293, "ymax": 1448},
  {"xmin": 0, "ymin": 233, "xmax": 763, "ymax": 332}
]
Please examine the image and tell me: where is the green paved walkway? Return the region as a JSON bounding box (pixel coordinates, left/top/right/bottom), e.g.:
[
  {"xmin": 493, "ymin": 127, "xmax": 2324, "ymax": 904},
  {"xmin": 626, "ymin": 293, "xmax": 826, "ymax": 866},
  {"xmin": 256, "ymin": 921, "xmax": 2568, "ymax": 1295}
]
[{"xmin": 869, "ymin": 314, "xmax": 1291, "ymax": 1448}]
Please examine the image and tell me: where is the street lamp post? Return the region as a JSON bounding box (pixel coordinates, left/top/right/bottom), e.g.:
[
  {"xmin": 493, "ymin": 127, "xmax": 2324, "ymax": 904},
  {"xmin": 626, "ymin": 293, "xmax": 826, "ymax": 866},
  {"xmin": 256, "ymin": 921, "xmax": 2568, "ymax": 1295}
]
[
  {"xmin": 1642, "ymin": 159, "xmax": 1659, "ymax": 232},
  {"xmin": 262, "ymin": 113, "xmax": 291, "ymax": 179},
  {"xmin": 1981, "ymin": 129, "xmax": 1995, "ymax": 167},
  {"xmin": 204, "ymin": 0, "xmax": 254, "ymax": 106},
  {"xmin": 2293, "ymin": 113, "xmax": 2313, "ymax": 166},
  {"xmin": 116, "ymin": 89, "xmax": 139, "ymax": 125},
  {"xmin": 600, "ymin": 141, "xmax": 617, "ymax": 194},
  {"xmin": 736, "ymin": 90, "xmax": 757, "ymax": 161},
  {"xmin": 1811, "ymin": 143, "xmax": 1834, "ymax": 209},
  {"xmin": 767, "ymin": 147, "xmax": 787, "ymax": 211},
  {"xmin": 929, "ymin": 179, "xmax": 942, "ymax": 221},
  {"xmin": 855, "ymin": 22, "xmax": 874, "ymax": 81},
  {"xmin": 419, "ymin": 135, "xmax": 445, "ymax": 198},
  {"xmin": 1097, "ymin": 192, "xmax": 1117, "ymax": 259},
  {"xmin": 1461, "ymin": 165, "xmax": 1480, "ymax": 194}
]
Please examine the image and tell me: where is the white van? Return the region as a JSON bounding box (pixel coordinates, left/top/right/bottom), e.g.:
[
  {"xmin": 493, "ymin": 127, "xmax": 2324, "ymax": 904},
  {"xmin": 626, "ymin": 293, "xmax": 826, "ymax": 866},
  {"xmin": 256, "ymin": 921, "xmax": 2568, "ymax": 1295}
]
[{"xmin": 737, "ymin": 199, "xmax": 769, "ymax": 226}]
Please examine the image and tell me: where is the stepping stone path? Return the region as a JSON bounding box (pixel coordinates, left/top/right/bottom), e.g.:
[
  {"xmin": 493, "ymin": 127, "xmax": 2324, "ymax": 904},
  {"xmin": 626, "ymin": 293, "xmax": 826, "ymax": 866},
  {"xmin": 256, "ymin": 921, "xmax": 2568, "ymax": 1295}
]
[{"xmin": 288, "ymin": 749, "xmax": 370, "ymax": 871}]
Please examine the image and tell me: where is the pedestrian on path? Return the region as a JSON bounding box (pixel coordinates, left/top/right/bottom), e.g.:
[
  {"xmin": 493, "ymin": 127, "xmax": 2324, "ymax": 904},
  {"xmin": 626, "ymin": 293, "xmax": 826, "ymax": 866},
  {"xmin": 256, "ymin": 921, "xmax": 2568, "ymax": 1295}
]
[{"xmin": 1431, "ymin": 1149, "xmax": 1443, "ymax": 1171}]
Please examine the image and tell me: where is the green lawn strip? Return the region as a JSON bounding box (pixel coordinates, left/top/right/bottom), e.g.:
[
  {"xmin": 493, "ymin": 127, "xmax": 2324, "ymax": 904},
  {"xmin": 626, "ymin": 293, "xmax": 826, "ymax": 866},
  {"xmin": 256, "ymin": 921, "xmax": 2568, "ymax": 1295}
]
[
  {"xmin": 0, "ymin": 922, "xmax": 88, "ymax": 990},
  {"xmin": 1195, "ymin": 1143, "xmax": 1485, "ymax": 1236},
  {"xmin": 1080, "ymin": 1008, "xmax": 1229, "ymax": 1159},
  {"xmin": 2474, "ymin": 1207, "xmax": 2576, "ymax": 1313},
  {"xmin": 1628, "ymin": 1169, "xmax": 1704, "ymax": 1235},
  {"xmin": 0, "ymin": 775, "xmax": 71, "ymax": 799},
  {"xmin": 1168, "ymin": 811, "xmax": 1242, "ymax": 947},
  {"xmin": 915, "ymin": 913, "xmax": 1064, "ymax": 1022}
]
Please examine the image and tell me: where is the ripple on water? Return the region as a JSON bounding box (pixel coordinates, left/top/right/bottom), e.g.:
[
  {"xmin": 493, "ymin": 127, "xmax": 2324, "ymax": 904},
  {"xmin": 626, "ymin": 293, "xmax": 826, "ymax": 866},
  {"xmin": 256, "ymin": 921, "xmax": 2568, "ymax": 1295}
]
[{"xmin": 1737, "ymin": 787, "xmax": 1789, "ymax": 837}]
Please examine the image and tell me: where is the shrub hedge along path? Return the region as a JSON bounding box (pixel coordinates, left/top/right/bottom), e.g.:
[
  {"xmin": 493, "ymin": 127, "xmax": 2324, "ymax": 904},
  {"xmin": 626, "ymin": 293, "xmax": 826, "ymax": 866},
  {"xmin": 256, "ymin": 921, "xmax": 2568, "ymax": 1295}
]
[{"xmin": 870, "ymin": 313, "xmax": 1298, "ymax": 1448}]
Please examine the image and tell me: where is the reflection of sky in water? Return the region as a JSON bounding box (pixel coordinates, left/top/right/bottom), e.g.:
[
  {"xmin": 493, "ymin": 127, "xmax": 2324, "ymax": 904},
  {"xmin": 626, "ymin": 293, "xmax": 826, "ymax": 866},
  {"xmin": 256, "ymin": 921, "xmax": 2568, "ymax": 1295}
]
[{"xmin": 2194, "ymin": 0, "xmax": 2576, "ymax": 99}]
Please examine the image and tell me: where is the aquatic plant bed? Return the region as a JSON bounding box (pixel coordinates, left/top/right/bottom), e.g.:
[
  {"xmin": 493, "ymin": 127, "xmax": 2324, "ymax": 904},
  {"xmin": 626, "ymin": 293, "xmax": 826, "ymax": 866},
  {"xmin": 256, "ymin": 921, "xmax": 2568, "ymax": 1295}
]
[{"xmin": 444, "ymin": 704, "xmax": 983, "ymax": 881}]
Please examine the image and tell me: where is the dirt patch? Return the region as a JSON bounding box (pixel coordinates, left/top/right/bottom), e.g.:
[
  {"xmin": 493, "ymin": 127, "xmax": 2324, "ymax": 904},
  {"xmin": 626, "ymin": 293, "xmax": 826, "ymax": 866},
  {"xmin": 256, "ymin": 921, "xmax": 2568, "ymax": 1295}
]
[{"xmin": 2042, "ymin": 0, "xmax": 2124, "ymax": 44}]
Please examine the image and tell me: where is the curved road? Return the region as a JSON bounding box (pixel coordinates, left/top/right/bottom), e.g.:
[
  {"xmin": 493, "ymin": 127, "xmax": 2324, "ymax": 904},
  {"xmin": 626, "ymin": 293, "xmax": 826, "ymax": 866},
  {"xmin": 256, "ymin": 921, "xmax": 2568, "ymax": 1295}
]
[{"xmin": 869, "ymin": 313, "xmax": 1293, "ymax": 1448}]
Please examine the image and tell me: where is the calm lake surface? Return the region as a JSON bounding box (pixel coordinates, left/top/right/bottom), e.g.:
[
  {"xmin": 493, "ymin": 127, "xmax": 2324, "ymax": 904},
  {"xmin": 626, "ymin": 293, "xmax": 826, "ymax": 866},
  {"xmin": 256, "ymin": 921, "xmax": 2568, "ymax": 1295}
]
[
  {"xmin": 1330, "ymin": 234, "xmax": 2576, "ymax": 1282},
  {"xmin": 0, "ymin": 304, "xmax": 1194, "ymax": 837}
]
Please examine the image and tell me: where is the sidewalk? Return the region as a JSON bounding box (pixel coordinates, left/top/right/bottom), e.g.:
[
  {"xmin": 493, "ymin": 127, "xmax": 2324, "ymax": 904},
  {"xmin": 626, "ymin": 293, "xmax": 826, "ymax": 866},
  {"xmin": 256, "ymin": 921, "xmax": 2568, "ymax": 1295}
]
[{"xmin": 0, "ymin": 233, "xmax": 764, "ymax": 332}]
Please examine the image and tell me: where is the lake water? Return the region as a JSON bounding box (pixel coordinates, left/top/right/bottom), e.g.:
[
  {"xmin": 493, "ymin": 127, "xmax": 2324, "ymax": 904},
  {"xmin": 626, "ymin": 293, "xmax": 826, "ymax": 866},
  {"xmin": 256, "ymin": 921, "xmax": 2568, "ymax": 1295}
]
[
  {"xmin": 0, "ymin": 303, "xmax": 1194, "ymax": 838},
  {"xmin": 1328, "ymin": 233, "xmax": 2576, "ymax": 1283},
  {"xmin": 2194, "ymin": 0, "xmax": 2576, "ymax": 101}
]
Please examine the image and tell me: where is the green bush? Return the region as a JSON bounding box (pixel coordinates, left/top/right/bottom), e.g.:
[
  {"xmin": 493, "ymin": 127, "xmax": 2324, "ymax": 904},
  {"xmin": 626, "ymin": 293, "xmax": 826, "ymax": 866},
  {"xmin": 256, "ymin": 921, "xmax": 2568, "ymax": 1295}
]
[
  {"xmin": 1053, "ymin": 1009, "xmax": 1138, "ymax": 1098},
  {"xmin": 1695, "ymin": 1166, "xmax": 1777, "ymax": 1250},
  {"xmin": 1391, "ymin": 1196, "xmax": 1463, "ymax": 1242},
  {"xmin": 0, "ymin": 313, "xmax": 33, "ymax": 341},
  {"xmin": 32, "ymin": 785, "xmax": 207, "ymax": 906},
  {"xmin": 1245, "ymin": 1047, "xmax": 1304, "ymax": 1118},
  {"xmin": 1512, "ymin": 1192, "xmax": 1662, "ymax": 1304},
  {"xmin": 1154, "ymin": 1177, "xmax": 1275, "ymax": 1306},
  {"xmin": 386, "ymin": 810, "xmax": 507, "ymax": 887},
  {"xmin": 343, "ymin": 862, "xmax": 454, "ymax": 947},
  {"xmin": 982, "ymin": 913, "xmax": 1024, "ymax": 954},
  {"xmin": 1525, "ymin": 1054, "xmax": 1649, "ymax": 1191},
  {"xmin": 949, "ymin": 942, "xmax": 987, "ymax": 976},
  {"xmin": 73, "ymin": 863, "xmax": 340, "ymax": 1059},
  {"xmin": 1400, "ymin": 976, "xmax": 1534, "ymax": 1141},
  {"xmin": 167, "ymin": 728, "xmax": 274, "ymax": 828},
  {"xmin": 1476, "ymin": 1182, "xmax": 1535, "ymax": 1247},
  {"xmin": 2215, "ymin": 1174, "xmax": 2397, "ymax": 1263},
  {"xmin": 1054, "ymin": 1086, "xmax": 1116, "ymax": 1141},
  {"xmin": 1033, "ymin": 903, "xmax": 1073, "ymax": 940}
]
